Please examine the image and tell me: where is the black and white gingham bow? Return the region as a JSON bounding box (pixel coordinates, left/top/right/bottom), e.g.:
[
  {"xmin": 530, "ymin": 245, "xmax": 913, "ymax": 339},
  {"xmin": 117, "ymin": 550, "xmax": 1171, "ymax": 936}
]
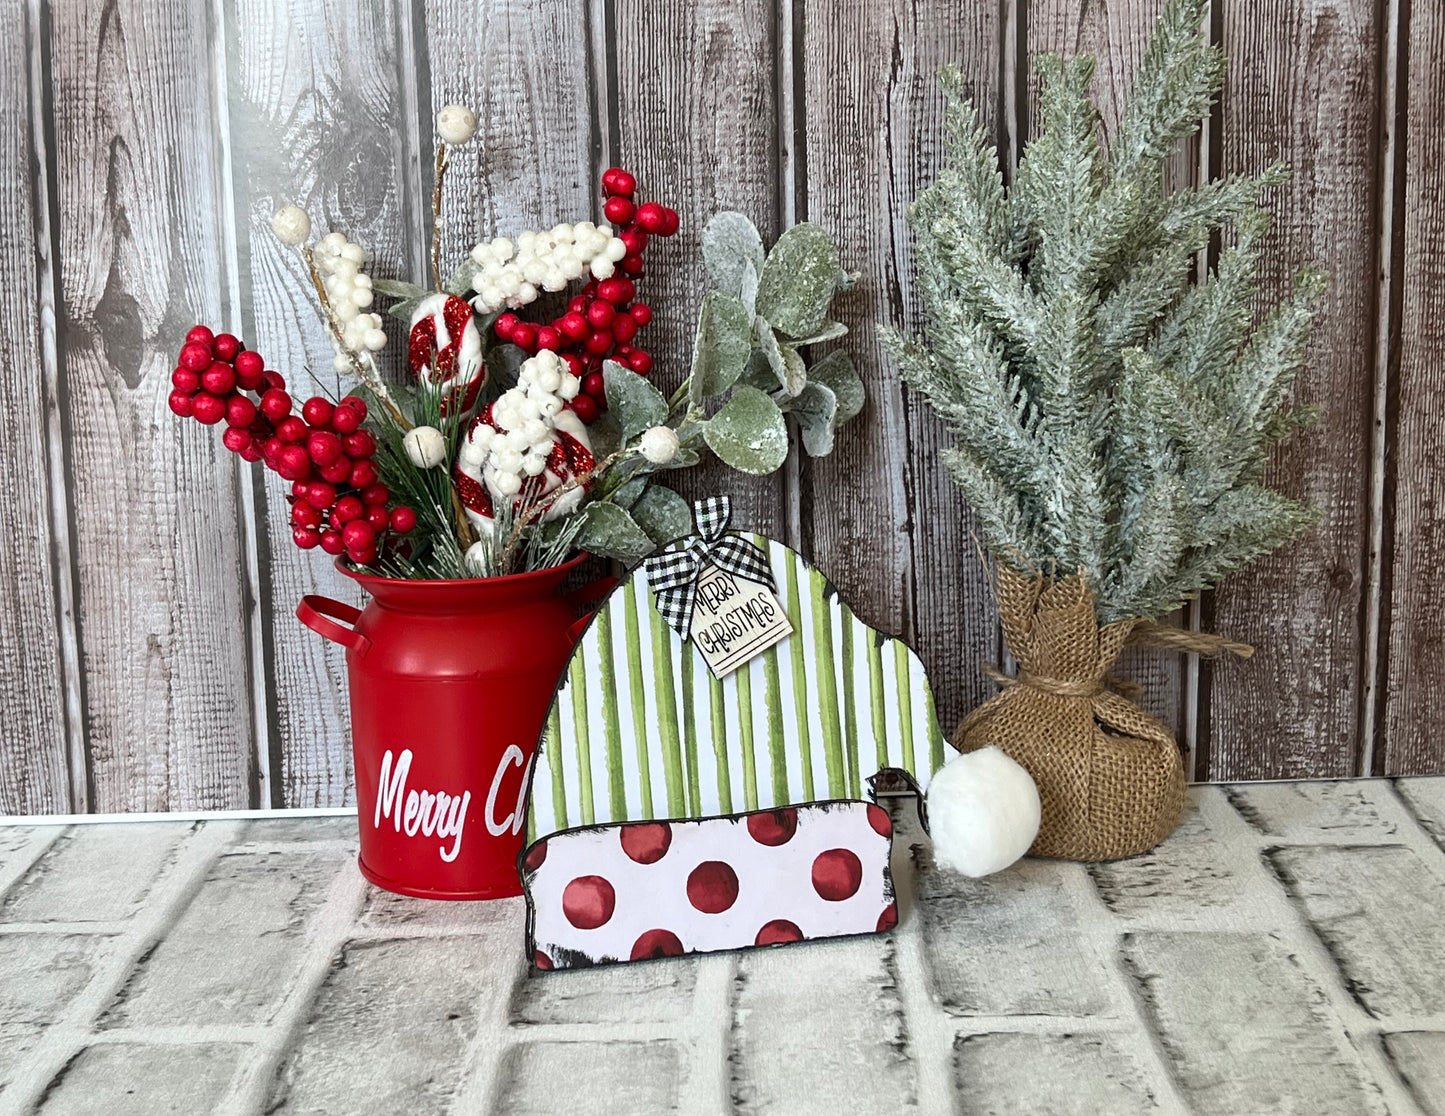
[{"xmin": 644, "ymin": 496, "xmax": 776, "ymax": 638}]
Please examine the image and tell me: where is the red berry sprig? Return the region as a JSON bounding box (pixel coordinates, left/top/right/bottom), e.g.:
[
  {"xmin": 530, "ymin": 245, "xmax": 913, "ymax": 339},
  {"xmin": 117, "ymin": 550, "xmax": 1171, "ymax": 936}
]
[
  {"xmin": 169, "ymin": 325, "xmax": 415, "ymax": 567},
  {"xmin": 491, "ymin": 167, "xmax": 676, "ymax": 425}
]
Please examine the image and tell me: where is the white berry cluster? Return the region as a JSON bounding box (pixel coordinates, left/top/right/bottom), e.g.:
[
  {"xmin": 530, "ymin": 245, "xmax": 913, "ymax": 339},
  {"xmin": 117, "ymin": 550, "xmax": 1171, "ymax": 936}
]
[
  {"xmin": 457, "ymin": 351, "xmax": 589, "ymax": 532},
  {"xmin": 314, "ymin": 232, "xmax": 385, "ymax": 372},
  {"xmin": 467, "ymin": 223, "xmax": 629, "ymax": 313}
]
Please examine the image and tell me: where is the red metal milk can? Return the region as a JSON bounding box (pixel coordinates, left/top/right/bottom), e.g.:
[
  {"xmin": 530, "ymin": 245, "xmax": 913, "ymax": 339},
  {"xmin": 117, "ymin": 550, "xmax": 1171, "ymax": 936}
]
[{"xmin": 297, "ymin": 555, "xmax": 612, "ymax": 900}]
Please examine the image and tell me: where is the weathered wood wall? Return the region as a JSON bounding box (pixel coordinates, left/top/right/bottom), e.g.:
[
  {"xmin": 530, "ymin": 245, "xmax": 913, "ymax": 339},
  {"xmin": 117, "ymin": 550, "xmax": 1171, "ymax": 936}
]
[{"xmin": 2, "ymin": 0, "xmax": 1436, "ymax": 814}]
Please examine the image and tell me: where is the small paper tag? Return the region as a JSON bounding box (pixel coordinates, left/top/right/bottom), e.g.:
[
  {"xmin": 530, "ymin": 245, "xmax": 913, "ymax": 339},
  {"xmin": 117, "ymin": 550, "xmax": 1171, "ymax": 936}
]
[{"xmin": 688, "ymin": 565, "xmax": 793, "ymax": 677}]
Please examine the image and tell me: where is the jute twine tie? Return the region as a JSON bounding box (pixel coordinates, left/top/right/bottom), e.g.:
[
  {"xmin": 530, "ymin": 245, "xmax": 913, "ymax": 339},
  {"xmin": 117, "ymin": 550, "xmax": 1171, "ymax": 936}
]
[{"xmin": 954, "ymin": 566, "xmax": 1251, "ymax": 861}]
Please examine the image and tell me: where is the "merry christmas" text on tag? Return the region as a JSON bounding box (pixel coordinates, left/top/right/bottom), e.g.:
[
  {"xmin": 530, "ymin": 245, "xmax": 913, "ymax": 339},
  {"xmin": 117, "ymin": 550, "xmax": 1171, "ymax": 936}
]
[{"xmin": 688, "ymin": 565, "xmax": 793, "ymax": 676}]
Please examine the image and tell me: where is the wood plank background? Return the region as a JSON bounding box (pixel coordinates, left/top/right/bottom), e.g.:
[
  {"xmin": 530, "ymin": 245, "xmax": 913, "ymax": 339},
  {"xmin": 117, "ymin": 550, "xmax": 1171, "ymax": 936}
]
[{"xmin": 2, "ymin": 0, "xmax": 1437, "ymax": 814}]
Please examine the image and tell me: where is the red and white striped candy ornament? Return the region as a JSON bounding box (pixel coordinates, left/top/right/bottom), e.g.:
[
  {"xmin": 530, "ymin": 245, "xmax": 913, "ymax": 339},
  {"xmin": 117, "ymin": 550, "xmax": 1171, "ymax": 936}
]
[
  {"xmin": 454, "ymin": 351, "xmax": 594, "ymax": 538},
  {"xmin": 408, "ymin": 292, "xmax": 486, "ymax": 411}
]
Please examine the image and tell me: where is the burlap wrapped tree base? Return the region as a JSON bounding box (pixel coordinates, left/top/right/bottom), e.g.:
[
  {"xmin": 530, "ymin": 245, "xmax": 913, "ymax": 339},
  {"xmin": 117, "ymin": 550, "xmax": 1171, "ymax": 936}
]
[{"xmin": 954, "ymin": 567, "xmax": 1246, "ymax": 861}]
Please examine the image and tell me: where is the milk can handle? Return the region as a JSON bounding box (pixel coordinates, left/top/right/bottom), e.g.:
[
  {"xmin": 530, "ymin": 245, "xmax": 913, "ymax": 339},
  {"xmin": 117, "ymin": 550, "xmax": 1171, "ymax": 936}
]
[
  {"xmin": 296, "ymin": 596, "xmax": 371, "ymax": 657},
  {"xmin": 565, "ymin": 575, "xmax": 619, "ymax": 645}
]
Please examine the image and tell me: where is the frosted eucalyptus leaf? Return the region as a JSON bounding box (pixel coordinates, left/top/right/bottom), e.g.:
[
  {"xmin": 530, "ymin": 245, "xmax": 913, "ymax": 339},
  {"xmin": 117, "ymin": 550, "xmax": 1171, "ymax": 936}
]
[
  {"xmin": 575, "ymin": 501, "xmax": 654, "ymax": 563},
  {"xmin": 756, "ymin": 320, "xmax": 808, "ymax": 397},
  {"xmin": 445, "ymin": 259, "xmax": 483, "ymax": 296},
  {"xmin": 611, "ymin": 476, "xmax": 649, "ymax": 509},
  {"xmin": 809, "ymin": 349, "xmax": 865, "ymax": 424},
  {"xmin": 701, "ymin": 212, "xmax": 766, "ymax": 297},
  {"xmin": 702, "ymin": 386, "xmax": 789, "ymax": 475},
  {"xmin": 835, "ymin": 269, "xmax": 862, "ymax": 292},
  {"xmin": 756, "ymin": 222, "xmax": 842, "ymax": 339},
  {"xmin": 740, "ymin": 258, "xmax": 760, "ymax": 318},
  {"xmin": 586, "ymin": 410, "xmax": 623, "ymax": 459},
  {"xmin": 690, "ymin": 290, "xmax": 753, "ymax": 404},
  {"xmin": 784, "ymin": 381, "xmax": 839, "ymax": 457},
  {"xmin": 630, "ymin": 483, "xmax": 694, "ymax": 544},
  {"xmin": 387, "ymin": 295, "xmax": 425, "ymax": 323},
  {"xmin": 372, "ymin": 278, "xmax": 430, "ymax": 300},
  {"xmin": 604, "ymin": 360, "xmax": 668, "ymax": 443},
  {"xmin": 791, "ymin": 320, "xmax": 850, "ymax": 346},
  {"xmin": 659, "ymin": 444, "xmax": 702, "ymax": 470}
]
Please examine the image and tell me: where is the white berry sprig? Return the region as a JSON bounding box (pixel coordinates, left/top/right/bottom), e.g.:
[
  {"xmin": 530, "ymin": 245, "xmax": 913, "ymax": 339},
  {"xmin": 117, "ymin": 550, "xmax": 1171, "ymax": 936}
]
[{"xmin": 465, "ymin": 223, "xmax": 628, "ymax": 314}]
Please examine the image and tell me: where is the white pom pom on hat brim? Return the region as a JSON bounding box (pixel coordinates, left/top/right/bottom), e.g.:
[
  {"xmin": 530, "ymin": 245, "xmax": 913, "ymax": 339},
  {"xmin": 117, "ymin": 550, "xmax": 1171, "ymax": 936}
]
[{"xmin": 925, "ymin": 745, "xmax": 1040, "ymax": 878}]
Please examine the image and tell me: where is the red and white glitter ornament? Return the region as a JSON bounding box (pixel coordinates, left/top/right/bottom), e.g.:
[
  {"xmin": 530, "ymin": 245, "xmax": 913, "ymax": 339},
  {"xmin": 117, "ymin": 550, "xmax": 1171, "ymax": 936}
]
[
  {"xmin": 408, "ymin": 292, "xmax": 485, "ymax": 410},
  {"xmin": 454, "ymin": 351, "xmax": 594, "ymax": 537}
]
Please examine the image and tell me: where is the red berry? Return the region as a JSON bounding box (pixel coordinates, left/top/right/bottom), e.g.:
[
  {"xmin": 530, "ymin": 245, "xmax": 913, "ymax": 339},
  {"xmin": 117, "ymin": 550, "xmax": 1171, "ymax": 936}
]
[
  {"xmin": 167, "ymin": 389, "xmax": 195, "ymax": 417},
  {"xmin": 341, "ymin": 520, "xmax": 375, "ymax": 550},
  {"xmin": 601, "ymin": 167, "xmax": 636, "ymax": 197},
  {"xmin": 234, "ymin": 350, "xmax": 264, "ymax": 379},
  {"xmin": 185, "ymin": 325, "xmax": 215, "ymax": 348},
  {"xmin": 307, "ymin": 430, "xmax": 343, "ymax": 466},
  {"xmin": 277, "ymin": 416, "xmax": 308, "ymax": 444},
  {"xmin": 330, "ymin": 405, "xmax": 361, "ymax": 435},
  {"xmin": 293, "ymin": 526, "xmax": 322, "ymax": 550},
  {"xmin": 570, "ymin": 394, "xmax": 599, "ymax": 423},
  {"xmin": 535, "ymin": 325, "xmax": 561, "ymax": 351},
  {"xmin": 630, "ymin": 303, "xmax": 653, "ymax": 326},
  {"xmin": 350, "ymin": 547, "xmax": 379, "ymax": 566},
  {"xmin": 568, "ymin": 296, "xmax": 588, "ymax": 314},
  {"xmin": 222, "ymin": 427, "xmax": 251, "ymax": 453},
  {"xmin": 510, "ymin": 322, "xmax": 537, "ymax": 351},
  {"xmin": 225, "ymin": 395, "xmax": 257, "ymax": 428},
  {"xmin": 494, "ymin": 313, "xmax": 519, "ymax": 340},
  {"xmin": 361, "ymin": 483, "xmax": 390, "ymax": 507},
  {"xmin": 178, "ymin": 342, "xmax": 211, "ymax": 372},
  {"xmin": 582, "ymin": 371, "xmax": 606, "ymax": 399},
  {"xmin": 603, "ymin": 196, "xmax": 635, "ymax": 224},
  {"xmin": 659, "ymin": 207, "xmax": 679, "ymax": 236},
  {"xmin": 191, "ymin": 392, "xmax": 226, "ymax": 425},
  {"xmin": 629, "ymin": 350, "xmax": 653, "ymax": 375},
  {"xmin": 584, "ymin": 330, "xmax": 613, "ymax": 355},
  {"xmin": 320, "ymin": 457, "xmax": 352, "ymax": 484},
  {"xmin": 617, "ymin": 344, "xmax": 633, "ymax": 357},
  {"xmin": 364, "ymin": 506, "xmax": 390, "ymax": 532},
  {"xmin": 333, "ymin": 495, "xmax": 364, "ymax": 525},
  {"xmin": 390, "ymin": 506, "xmax": 417, "ymax": 534},
  {"xmin": 304, "ymin": 482, "xmax": 337, "ymax": 510},
  {"xmin": 586, "ymin": 300, "xmax": 615, "ymax": 329},
  {"xmin": 202, "ymin": 361, "xmax": 235, "ymax": 395},
  {"xmin": 597, "ymin": 278, "xmax": 634, "ymax": 305},
  {"xmin": 239, "ymin": 442, "xmax": 263, "ymax": 463},
  {"xmin": 620, "ymin": 254, "xmax": 644, "ymax": 276},
  {"xmin": 213, "ymin": 333, "xmax": 241, "ymax": 361},
  {"xmin": 172, "ymin": 368, "xmax": 200, "ymax": 392},
  {"xmin": 235, "ymin": 364, "xmax": 263, "ymax": 392},
  {"xmin": 262, "ymin": 437, "xmax": 285, "ymax": 467},
  {"xmin": 635, "ymin": 202, "xmax": 667, "ymax": 233},
  {"xmin": 339, "ymin": 396, "xmax": 368, "ymax": 421},
  {"xmin": 562, "ymin": 352, "xmax": 584, "ymax": 377},
  {"xmin": 260, "ymin": 388, "xmax": 292, "ymax": 422},
  {"xmin": 611, "ymin": 314, "xmax": 637, "ymax": 344},
  {"xmin": 261, "ymin": 370, "xmax": 286, "ymax": 393},
  {"xmin": 319, "ymin": 530, "xmax": 345, "ymax": 555},
  {"xmin": 342, "ymin": 430, "xmax": 375, "ymax": 459},
  {"xmin": 301, "ymin": 396, "xmax": 334, "ymax": 427},
  {"xmin": 620, "ymin": 229, "xmax": 647, "ymax": 255},
  {"xmin": 349, "ymin": 459, "xmax": 379, "ymax": 489},
  {"xmin": 559, "ymin": 312, "xmax": 589, "ymax": 341},
  {"xmin": 277, "ymin": 445, "xmax": 312, "ymax": 481},
  {"xmin": 291, "ymin": 502, "xmax": 322, "ymax": 528}
]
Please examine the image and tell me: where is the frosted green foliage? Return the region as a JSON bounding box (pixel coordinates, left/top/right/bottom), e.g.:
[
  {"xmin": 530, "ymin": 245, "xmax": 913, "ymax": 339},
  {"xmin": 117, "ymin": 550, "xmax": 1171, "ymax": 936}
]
[
  {"xmin": 883, "ymin": 0, "xmax": 1323, "ymax": 622},
  {"xmin": 696, "ymin": 212, "xmax": 865, "ymax": 461}
]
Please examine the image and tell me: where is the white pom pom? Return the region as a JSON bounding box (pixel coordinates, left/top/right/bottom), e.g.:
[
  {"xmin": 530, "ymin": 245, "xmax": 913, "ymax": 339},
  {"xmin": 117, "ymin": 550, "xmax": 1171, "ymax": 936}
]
[
  {"xmin": 363, "ymin": 327, "xmax": 388, "ymax": 352},
  {"xmin": 551, "ymin": 223, "xmax": 574, "ymax": 243},
  {"xmin": 517, "ymin": 282, "xmax": 539, "ymax": 304},
  {"xmin": 403, "ymin": 425, "xmax": 449, "ymax": 470},
  {"xmin": 270, "ymin": 205, "xmax": 312, "ymax": 246},
  {"xmin": 590, "ymin": 257, "xmax": 615, "ymax": 280},
  {"xmin": 341, "ymin": 242, "xmax": 365, "ymax": 264},
  {"xmin": 495, "ymin": 470, "xmax": 522, "ymax": 496},
  {"xmin": 321, "ymin": 231, "xmax": 346, "ymax": 252},
  {"xmin": 605, "ymin": 237, "xmax": 628, "ymax": 262},
  {"xmin": 639, "ymin": 425, "xmax": 680, "ymax": 465},
  {"xmin": 537, "ymin": 394, "xmax": 562, "ymax": 417},
  {"xmin": 494, "ymin": 447, "xmax": 523, "ymax": 472},
  {"xmin": 332, "ymin": 352, "xmax": 351, "ymax": 373},
  {"xmin": 436, "ymin": 103, "xmax": 478, "ymax": 145},
  {"xmin": 351, "ymin": 287, "xmax": 373, "ymax": 308},
  {"xmin": 492, "ymin": 237, "xmax": 514, "ymax": 262},
  {"xmin": 522, "ymin": 453, "xmax": 548, "ymax": 477},
  {"xmin": 925, "ymin": 746, "xmax": 1040, "ymax": 878},
  {"xmin": 558, "ymin": 373, "xmax": 580, "ymax": 401}
]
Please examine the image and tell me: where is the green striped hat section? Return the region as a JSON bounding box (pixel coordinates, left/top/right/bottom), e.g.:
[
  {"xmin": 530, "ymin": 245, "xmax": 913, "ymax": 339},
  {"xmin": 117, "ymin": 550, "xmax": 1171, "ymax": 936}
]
[{"xmin": 529, "ymin": 537, "xmax": 948, "ymax": 836}]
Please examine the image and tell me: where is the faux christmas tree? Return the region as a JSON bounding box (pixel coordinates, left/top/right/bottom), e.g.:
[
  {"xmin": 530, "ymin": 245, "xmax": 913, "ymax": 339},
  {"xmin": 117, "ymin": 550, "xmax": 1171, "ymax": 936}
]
[{"xmin": 885, "ymin": 0, "xmax": 1323, "ymax": 859}]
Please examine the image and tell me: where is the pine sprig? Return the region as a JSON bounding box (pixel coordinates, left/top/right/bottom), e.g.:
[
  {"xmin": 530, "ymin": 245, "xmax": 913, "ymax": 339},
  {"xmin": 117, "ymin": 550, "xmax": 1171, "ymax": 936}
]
[{"xmin": 892, "ymin": 0, "xmax": 1324, "ymax": 622}]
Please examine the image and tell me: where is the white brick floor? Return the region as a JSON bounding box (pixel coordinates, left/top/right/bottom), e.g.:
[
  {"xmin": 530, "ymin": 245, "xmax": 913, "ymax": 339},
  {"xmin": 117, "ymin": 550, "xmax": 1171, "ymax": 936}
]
[{"xmin": 1, "ymin": 780, "xmax": 1443, "ymax": 1115}]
